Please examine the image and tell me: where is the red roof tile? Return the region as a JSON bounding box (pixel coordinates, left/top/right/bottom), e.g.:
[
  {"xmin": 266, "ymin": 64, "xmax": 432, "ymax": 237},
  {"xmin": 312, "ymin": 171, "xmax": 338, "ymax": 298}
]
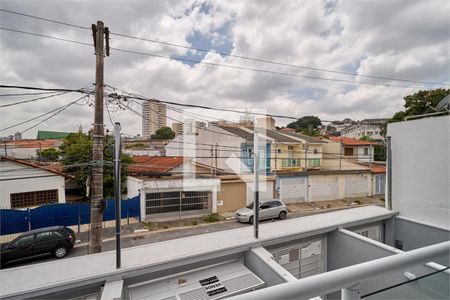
[
  {"xmin": 6, "ymin": 139, "xmax": 62, "ymax": 149},
  {"xmin": 0, "ymin": 156, "xmax": 73, "ymax": 178},
  {"xmin": 329, "ymin": 136, "xmax": 380, "ymax": 146},
  {"xmin": 371, "ymin": 164, "xmax": 386, "ymax": 173},
  {"xmin": 128, "ymin": 156, "xmax": 185, "ymax": 174}
]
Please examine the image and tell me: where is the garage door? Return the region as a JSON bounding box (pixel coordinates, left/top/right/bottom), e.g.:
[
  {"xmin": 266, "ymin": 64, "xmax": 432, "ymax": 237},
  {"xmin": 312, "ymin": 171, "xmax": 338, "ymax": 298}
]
[
  {"xmin": 345, "ymin": 175, "xmax": 369, "ymax": 197},
  {"xmin": 270, "ymin": 239, "xmax": 324, "ymax": 279},
  {"xmin": 278, "ymin": 177, "xmax": 307, "ymax": 203},
  {"xmin": 310, "ymin": 176, "xmax": 339, "ymax": 201}
]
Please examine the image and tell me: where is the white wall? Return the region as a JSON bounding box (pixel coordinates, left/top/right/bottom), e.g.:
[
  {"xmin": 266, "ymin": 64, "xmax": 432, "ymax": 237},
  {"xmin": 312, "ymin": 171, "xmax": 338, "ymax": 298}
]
[
  {"xmin": 0, "ymin": 176, "xmax": 66, "ymax": 208},
  {"xmin": 388, "ymin": 115, "xmax": 449, "ymax": 228}
]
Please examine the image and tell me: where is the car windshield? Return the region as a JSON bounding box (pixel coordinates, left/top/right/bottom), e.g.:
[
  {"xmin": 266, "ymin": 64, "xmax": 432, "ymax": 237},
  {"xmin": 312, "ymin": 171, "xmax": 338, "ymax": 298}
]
[{"xmin": 246, "ymin": 203, "xmax": 254, "ymax": 209}]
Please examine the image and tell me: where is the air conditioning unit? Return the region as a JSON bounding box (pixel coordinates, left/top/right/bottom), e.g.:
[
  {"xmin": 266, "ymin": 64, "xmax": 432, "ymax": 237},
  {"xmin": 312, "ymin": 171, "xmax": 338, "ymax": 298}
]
[{"xmin": 127, "ymin": 260, "xmax": 265, "ymax": 300}]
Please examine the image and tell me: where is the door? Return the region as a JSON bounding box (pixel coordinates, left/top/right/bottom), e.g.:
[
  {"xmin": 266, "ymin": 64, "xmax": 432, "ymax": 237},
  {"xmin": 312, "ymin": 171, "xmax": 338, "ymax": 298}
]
[
  {"xmin": 278, "ymin": 177, "xmax": 307, "ymax": 203},
  {"xmin": 258, "ymin": 202, "xmax": 271, "ymax": 220},
  {"xmin": 33, "ymin": 231, "xmax": 58, "ymax": 255},
  {"xmin": 4, "ymin": 235, "xmax": 34, "ymax": 261}
]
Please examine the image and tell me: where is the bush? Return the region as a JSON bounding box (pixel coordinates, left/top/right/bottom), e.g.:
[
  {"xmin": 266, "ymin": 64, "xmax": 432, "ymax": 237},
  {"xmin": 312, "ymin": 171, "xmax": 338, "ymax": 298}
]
[
  {"xmin": 162, "ymin": 224, "xmax": 169, "ymax": 229},
  {"xmin": 191, "ymin": 220, "xmax": 198, "ymax": 226},
  {"xmin": 203, "ymin": 213, "xmax": 222, "ymax": 223}
]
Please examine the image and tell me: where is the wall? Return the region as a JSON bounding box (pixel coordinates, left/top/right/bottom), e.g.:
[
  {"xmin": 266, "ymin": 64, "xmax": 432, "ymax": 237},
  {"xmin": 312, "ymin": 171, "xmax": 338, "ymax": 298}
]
[
  {"xmin": 246, "ymin": 179, "xmax": 275, "ymax": 205},
  {"xmin": 388, "ymin": 115, "xmax": 450, "ymax": 228},
  {"xmin": 126, "ymin": 176, "xmax": 143, "ymax": 199},
  {"xmin": 393, "ymin": 217, "xmax": 450, "ymax": 265},
  {"xmin": 217, "ymin": 180, "xmax": 247, "ymax": 213},
  {"xmin": 321, "ymin": 141, "xmax": 368, "ymax": 170},
  {"xmin": 0, "ymin": 175, "xmax": 65, "ymax": 208},
  {"xmin": 326, "ymin": 229, "xmax": 436, "ymax": 299}
]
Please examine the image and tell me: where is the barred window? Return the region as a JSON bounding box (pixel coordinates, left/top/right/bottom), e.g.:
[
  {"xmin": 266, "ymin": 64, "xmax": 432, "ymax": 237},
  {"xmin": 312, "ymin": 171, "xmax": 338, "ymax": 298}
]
[{"xmin": 10, "ymin": 189, "xmax": 58, "ymax": 208}]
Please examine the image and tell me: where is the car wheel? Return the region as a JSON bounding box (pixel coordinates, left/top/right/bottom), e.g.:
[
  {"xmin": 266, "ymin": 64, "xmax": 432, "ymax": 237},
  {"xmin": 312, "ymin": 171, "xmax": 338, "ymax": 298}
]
[
  {"xmin": 53, "ymin": 246, "xmax": 68, "ymax": 258},
  {"xmin": 279, "ymin": 211, "xmax": 287, "ymax": 220},
  {"xmin": 248, "ymin": 216, "xmax": 254, "ymax": 224}
]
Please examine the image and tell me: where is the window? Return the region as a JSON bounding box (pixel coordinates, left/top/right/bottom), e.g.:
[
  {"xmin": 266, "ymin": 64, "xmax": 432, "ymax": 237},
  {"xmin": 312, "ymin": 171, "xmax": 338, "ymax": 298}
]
[
  {"xmin": 344, "ymin": 148, "xmax": 353, "ymax": 156},
  {"xmin": 260, "ymin": 203, "xmax": 270, "ymax": 210},
  {"xmin": 35, "ymin": 232, "xmax": 53, "ymax": 242},
  {"xmin": 364, "ymin": 148, "xmax": 369, "ymax": 156},
  {"xmin": 10, "ymin": 189, "xmax": 58, "ymax": 208},
  {"xmin": 308, "ymin": 159, "xmax": 321, "ymax": 168},
  {"xmin": 313, "ymin": 149, "xmax": 319, "ymax": 154},
  {"xmin": 12, "ymin": 235, "xmax": 33, "ymax": 247}
]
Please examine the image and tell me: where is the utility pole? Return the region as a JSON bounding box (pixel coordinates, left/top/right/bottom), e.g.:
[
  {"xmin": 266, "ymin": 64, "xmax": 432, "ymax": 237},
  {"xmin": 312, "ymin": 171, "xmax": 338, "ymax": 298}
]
[
  {"xmin": 210, "ymin": 145, "xmax": 214, "ymax": 178},
  {"xmin": 305, "ymin": 142, "xmax": 309, "ymax": 171},
  {"xmin": 214, "ymin": 143, "xmax": 218, "ymax": 176},
  {"xmin": 89, "ymin": 21, "xmax": 109, "ymax": 254},
  {"xmin": 253, "ymin": 128, "xmax": 260, "ymax": 239},
  {"xmin": 339, "ymin": 141, "xmax": 342, "ymax": 170},
  {"xmin": 113, "ymin": 122, "xmax": 122, "ymax": 269}
]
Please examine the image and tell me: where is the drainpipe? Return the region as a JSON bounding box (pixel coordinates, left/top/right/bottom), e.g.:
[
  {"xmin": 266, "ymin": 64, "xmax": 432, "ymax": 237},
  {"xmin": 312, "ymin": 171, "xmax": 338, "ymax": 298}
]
[{"xmin": 386, "ymin": 136, "xmax": 392, "ymax": 210}]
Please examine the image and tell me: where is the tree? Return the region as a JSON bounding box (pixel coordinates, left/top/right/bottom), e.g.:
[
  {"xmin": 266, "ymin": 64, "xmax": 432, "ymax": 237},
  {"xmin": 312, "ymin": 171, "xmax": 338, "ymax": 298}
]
[
  {"xmin": 59, "ymin": 132, "xmax": 133, "ymax": 198},
  {"xmin": 381, "ymin": 89, "xmax": 449, "ymax": 137},
  {"xmin": 151, "ymin": 126, "xmax": 175, "ymax": 139},
  {"xmin": 287, "ymin": 116, "xmax": 322, "ymax": 132},
  {"xmin": 37, "ymin": 147, "xmax": 60, "ymax": 161}
]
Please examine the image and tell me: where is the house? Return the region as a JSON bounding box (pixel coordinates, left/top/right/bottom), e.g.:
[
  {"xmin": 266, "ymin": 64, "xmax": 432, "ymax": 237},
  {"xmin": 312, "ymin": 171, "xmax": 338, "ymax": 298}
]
[
  {"xmin": 0, "ymin": 157, "xmax": 71, "ymax": 209},
  {"xmin": 126, "ymin": 156, "xmax": 221, "ymax": 220},
  {"xmin": 340, "ymin": 118, "xmax": 388, "ymax": 141},
  {"xmin": 1, "ymin": 139, "xmax": 62, "ymax": 159},
  {"xmin": 327, "ymin": 136, "xmax": 379, "ymax": 163},
  {"xmin": 3, "ymin": 119, "xmax": 449, "ymax": 300}
]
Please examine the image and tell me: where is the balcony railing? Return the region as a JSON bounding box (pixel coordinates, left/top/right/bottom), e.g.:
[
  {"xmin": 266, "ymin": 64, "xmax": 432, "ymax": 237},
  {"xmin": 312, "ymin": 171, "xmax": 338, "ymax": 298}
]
[
  {"xmin": 281, "ymin": 158, "xmax": 301, "ymax": 168},
  {"xmin": 228, "ymin": 241, "xmax": 450, "ymax": 300}
]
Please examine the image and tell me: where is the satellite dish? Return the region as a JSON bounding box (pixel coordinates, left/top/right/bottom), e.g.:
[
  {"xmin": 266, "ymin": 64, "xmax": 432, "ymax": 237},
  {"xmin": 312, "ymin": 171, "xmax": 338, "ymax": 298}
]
[{"xmin": 435, "ymin": 94, "xmax": 449, "ymax": 112}]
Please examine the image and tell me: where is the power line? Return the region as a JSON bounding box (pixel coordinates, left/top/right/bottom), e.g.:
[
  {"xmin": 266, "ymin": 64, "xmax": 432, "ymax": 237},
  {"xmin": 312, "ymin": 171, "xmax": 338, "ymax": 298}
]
[
  {"xmin": 0, "ymin": 96, "xmax": 88, "ymax": 132},
  {"xmin": 20, "ymin": 96, "xmax": 87, "ymax": 134},
  {"xmin": 0, "ymin": 8, "xmax": 90, "ymax": 30},
  {"xmin": 0, "ymin": 84, "xmax": 92, "ymax": 93},
  {"xmin": 0, "ymin": 26, "xmax": 434, "ymax": 89},
  {"xmin": 110, "ymin": 47, "xmax": 423, "ymax": 89},
  {"xmin": 1, "ymin": 8, "xmax": 447, "ymax": 86},
  {"xmin": 0, "ymin": 91, "xmax": 69, "ymax": 108},
  {"xmin": 0, "ymin": 27, "xmax": 92, "ymax": 46},
  {"xmin": 0, "ymin": 91, "xmax": 61, "ymax": 97}
]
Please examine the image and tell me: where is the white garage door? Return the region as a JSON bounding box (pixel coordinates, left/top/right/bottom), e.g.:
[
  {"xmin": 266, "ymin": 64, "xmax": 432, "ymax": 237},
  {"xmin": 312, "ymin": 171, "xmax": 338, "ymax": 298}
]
[
  {"xmin": 279, "ymin": 177, "xmax": 307, "ymax": 203},
  {"xmin": 271, "ymin": 239, "xmax": 324, "ymax": 279},
  {"xmin": 310, "ymin": 176, "xmax": 339, "ymax": 201},
  {"xmin": 345, "ymin": 175, "xmax": 369, "ymax": 197}
]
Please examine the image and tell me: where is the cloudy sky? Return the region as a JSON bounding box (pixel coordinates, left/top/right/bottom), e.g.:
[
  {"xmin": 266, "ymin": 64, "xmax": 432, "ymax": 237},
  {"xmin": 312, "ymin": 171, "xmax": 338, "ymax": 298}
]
[{"xmin": 1, "ymin": 0, "xmax": 449, "ymax": 138}]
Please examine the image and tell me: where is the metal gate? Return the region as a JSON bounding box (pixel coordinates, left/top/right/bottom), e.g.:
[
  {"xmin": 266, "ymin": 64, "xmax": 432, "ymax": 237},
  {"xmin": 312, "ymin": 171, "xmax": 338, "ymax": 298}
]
[
  {"xmin": 374, "ymin": 174, "xmax": 386, "ymax": 195},
  {"xmin": 345, "ymin": 175, "xmax": 369, "ymax": 197},
  {"xmin": 145, "ymin": 191, "xmax": 211, "ymax": 215},
  {"xmin": 278, "ymin": 177, "xmax": 307, "ymax": 203},
  {"xmin": 271, "ymin": 239, "xmax": 324, "ymax": 279},
  {"xmin": 310, "ymin": 176, "xmax": 339, "ymax": 201}
]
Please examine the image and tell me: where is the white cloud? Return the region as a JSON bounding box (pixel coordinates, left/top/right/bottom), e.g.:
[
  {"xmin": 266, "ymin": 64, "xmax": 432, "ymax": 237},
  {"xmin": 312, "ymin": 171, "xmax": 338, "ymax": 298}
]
[{"xmin": 0, "ymin": 0, "xmax": 449, "ymax": 138}]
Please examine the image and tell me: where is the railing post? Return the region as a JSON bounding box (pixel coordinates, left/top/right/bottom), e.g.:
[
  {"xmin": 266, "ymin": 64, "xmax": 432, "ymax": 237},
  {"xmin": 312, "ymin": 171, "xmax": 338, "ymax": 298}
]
[{"xmin": 341, "ymin": 283, "xmax": 360, "ymax": 300}]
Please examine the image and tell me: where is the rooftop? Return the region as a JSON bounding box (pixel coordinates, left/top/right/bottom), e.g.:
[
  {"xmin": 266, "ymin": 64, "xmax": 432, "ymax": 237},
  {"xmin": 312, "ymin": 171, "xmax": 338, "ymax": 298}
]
[
  {"xmin": 36, "ymin": 130, "xmax": 72, "ymax": 140},
  {"xmin": 329, "ymin": 136, "xmax": 380, "ymax": 146},
  {"xmin": 4, "ymin": 139, "xmax": 62, "ymax": 148},
  {"xmin": 128, "ymin": 156, "xmax": 185, "ymax": 174},
  {"xmin": 0, "ymin": 156, "xmax": 72, "ymax": 179}
]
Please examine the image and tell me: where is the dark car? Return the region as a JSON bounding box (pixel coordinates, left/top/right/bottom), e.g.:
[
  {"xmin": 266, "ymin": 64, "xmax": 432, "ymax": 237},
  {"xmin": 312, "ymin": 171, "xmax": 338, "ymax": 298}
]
[{"xmin": 1, "ymin": 226, "xmax": 75, "ymax": 267}]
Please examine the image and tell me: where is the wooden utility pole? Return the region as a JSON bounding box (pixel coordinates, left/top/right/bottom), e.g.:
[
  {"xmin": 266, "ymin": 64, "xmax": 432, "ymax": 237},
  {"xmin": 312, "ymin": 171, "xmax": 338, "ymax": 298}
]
[{"xmin": 89, "ymin": 21, "xmax": 109, "ymax": 254}]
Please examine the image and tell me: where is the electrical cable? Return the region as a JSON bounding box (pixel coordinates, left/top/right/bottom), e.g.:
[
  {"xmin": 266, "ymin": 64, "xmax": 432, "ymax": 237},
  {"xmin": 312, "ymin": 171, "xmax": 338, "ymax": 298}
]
[
  {"xmin": 0, "ymin": 91, "xmax": 69, "ymax": 108},
  {"xmin": 1, "ymin": 8, "xmax": 447, "ymax": 86}
]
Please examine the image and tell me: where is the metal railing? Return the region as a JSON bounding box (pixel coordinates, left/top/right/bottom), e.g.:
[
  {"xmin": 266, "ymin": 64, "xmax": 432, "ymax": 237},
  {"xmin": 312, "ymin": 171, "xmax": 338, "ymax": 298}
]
[{"xmin": 228, "ymin": 241, "xmax": 450, "ymax": 300}]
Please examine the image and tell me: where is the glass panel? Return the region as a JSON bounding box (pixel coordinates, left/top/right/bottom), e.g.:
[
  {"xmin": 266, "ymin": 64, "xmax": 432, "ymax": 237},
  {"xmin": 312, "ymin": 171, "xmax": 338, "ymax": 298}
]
[{"xmin": 363, "ymin": 267, "xmax": 449, "ymax": 300}]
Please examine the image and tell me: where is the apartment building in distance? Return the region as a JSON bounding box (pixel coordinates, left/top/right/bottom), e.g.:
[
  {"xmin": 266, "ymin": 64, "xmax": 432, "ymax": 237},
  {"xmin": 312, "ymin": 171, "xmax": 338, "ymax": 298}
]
[{"xmin": 142, "ymin": 101, "xmax": 167, "ymax": 138}]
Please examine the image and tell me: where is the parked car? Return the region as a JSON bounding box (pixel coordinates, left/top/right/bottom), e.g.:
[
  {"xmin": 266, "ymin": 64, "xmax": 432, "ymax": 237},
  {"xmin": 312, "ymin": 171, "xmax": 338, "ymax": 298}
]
[
  {"xmin": 0, "ymin": 226, "xmax": 75, "ymax": 267},
  {"xmin": 235, "ymin": 199, "xmax": 287, "ymax": 223}
]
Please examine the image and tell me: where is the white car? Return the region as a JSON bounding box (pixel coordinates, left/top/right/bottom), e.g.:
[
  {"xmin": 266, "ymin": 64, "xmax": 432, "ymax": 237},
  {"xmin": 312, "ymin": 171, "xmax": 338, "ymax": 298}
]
[{"xmin": 235, "ymin": 199, "xmax": 287, "ymax": 223}]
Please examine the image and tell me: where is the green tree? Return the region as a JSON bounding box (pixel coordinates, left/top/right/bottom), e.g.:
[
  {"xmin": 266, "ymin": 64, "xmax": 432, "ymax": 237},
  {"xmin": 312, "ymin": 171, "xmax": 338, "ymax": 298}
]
[
  {"xmin": 151, "ymin": 126, "xmax": 175, "ymax": 139},
  {"xmin": 287, "ymin": 116, "xmax": 322, "ymax": 132},
  {"xmin": 59, "ymin": 132, "xmax": 133, "ymax": 198},
  {"xmin": 381, "ymin": 89, "xmax": 449, "ymax": 137},
  {"xmin": 37, "ymin": 147, "xmax": 60, "ymax": 161}
]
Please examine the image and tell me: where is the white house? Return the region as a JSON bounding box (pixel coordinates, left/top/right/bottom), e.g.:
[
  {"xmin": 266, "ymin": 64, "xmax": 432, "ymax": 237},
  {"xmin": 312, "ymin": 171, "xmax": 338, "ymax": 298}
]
[{"xmin": 0, "ymin": 157, "xmax": 69, "ymax": 209}]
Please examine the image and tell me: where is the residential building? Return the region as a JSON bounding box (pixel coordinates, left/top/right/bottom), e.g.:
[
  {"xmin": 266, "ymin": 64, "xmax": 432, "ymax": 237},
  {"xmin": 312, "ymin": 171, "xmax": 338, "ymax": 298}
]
[
  {"xmin": 0, "ymin": 156, "xmax": 70, "ymax": 208},
  {"xmin": 1, "ymin": 113, "xmax": 448, "ymax": 300},
  {"xmin": 0, "ymin": 139, "xmax": 63, "ymax": 159},
  {"xmin": 142, "ymin": 100, "xmax": 167, "ymax": 138},
  {"xmin": 340, "ymin": 118, "xmax": 388, "ymax": 140},
  {"xmin": 172, "ymin": 122, "xmax": 184, "ymax": 135},
  {"xmin": 327, "ymin": 136, "xmax": 378, "ymax": 163},
  {"xmin": 36, "ymin": 130, "xmax": 72, "ymax": 140}
]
